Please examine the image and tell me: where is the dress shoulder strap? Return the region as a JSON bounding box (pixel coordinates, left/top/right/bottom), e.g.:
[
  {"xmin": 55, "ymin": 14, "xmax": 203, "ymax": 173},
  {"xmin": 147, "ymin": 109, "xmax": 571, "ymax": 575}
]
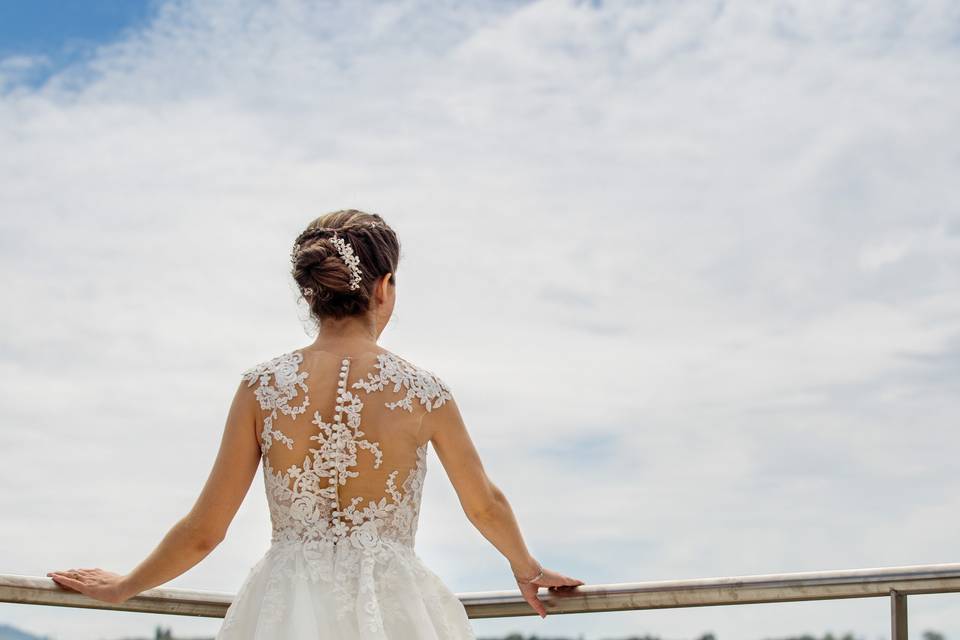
[
  {"xmin": 352, "ymin": 351, "xmax": 453, "ymax": 413},
  {"xmin": 241, "ymin": 349, "xmax": 311, "ymax": 418},
  {"xmin": 241, "ymin": 349, "xmax": 312, "ymax": 454}
]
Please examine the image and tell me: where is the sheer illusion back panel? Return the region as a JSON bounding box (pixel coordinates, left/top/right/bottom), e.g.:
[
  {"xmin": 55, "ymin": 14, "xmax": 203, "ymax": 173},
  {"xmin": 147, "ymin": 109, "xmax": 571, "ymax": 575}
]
[
  {"xmin": 250, "ymin": 348, "xmax": 450, "ymax": 546},
  {"xmin": 218, "ymin": 347, "xmax": 476, "ymax": 639}
]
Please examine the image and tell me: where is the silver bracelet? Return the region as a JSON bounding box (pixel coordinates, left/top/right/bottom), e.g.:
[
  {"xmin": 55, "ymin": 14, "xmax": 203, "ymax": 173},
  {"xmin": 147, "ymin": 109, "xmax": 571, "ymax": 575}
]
[{"xmin": 514, "ymin": 563, "xmax": 543, "ymax": 584}]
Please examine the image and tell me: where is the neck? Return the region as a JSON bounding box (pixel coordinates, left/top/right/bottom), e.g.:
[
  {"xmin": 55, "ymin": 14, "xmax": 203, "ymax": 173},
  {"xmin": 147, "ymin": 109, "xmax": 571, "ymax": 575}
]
[{"xmin": 309, "ymin": 314, "xmax": 380, "ymax": 351}]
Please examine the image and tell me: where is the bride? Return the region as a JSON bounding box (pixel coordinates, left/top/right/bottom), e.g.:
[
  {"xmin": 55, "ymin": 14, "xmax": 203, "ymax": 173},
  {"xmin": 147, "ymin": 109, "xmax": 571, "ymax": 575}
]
[{"xmin": 47, "ymin": 209, "xmax": 584, "ymax": 638}]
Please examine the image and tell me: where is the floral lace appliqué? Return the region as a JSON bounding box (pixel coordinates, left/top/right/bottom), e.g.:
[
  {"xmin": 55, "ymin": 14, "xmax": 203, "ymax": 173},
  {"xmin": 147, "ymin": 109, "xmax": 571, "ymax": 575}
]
[
  {"xmin": 353, "ymin": 352, "xmax": 453, "ymax": 412},
  {"xmin": 235, "ymin": 349, "xmax": 456, "ymax": 632},
  {"xmin": 241, "ymin": 350, "xmax": 309, "ymax": 454}
]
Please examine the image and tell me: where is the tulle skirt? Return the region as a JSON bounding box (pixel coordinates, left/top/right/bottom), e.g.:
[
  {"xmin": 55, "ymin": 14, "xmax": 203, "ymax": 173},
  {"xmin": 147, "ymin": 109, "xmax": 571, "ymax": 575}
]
[{"xmin": 215, "ymin": 537, "xmax": 476, "ymax": 639}]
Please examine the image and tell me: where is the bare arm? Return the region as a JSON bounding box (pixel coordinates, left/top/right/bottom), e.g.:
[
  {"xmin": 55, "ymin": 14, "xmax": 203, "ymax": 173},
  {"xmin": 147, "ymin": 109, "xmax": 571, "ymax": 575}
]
[
  {"xmin": 423, "ymin": 393, "xmax": 583, "ymax": 617},
  {"xmin": 48, "ymin": 378, "xmax": 262, "ymax": 603}
]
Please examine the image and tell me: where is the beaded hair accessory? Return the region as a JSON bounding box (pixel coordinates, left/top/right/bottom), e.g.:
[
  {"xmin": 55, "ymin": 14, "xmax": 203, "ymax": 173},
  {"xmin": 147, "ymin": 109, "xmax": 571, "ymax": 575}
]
[
  {"xmin": 330, "ymin": 232, "xmax": 363, "ymax": 290},
  {"xmin": 294, "ymin": 221, "xmax": 382, "ymax": 296}
]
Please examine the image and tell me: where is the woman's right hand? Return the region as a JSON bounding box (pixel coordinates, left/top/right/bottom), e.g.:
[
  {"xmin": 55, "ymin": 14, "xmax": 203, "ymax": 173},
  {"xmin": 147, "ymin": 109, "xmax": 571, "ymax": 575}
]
[{"xmin": 513, "ymin": 562, "xmax": 584, "ymax": 618}]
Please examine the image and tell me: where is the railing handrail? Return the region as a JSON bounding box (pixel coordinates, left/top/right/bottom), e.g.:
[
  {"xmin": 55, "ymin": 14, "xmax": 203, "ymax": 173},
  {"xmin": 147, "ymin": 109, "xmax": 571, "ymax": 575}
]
[{"xmin": 3, "ymin": 562, "xmax": 960, "ymax": 619}]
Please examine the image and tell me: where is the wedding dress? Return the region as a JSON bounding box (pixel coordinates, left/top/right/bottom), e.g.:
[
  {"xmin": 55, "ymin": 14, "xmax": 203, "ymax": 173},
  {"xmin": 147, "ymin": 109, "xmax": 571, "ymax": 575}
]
[{"xmin": 215, "ymin": 347, "xmax": 476, "ymax": 639}]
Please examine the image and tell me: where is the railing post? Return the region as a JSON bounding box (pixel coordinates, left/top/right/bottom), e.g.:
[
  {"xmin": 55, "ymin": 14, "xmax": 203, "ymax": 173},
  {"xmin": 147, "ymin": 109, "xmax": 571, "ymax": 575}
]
[{"xmin": 890, "ymin": 588, "xmax": 908, "ymax": 640}]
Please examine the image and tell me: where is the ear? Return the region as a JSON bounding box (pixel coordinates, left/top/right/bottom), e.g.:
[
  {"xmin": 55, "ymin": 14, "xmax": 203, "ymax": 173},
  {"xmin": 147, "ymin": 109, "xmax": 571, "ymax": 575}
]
[{"xmin": 376, "ymin": 272, "xmax": 393, "ymax": 302}]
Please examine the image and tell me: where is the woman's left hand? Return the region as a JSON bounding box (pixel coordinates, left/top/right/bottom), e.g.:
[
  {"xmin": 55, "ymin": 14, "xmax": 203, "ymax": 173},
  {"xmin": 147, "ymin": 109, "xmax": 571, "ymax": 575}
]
[{"xmin": 46, "ymin": 568, "xmax": 132, "ymax": 604}]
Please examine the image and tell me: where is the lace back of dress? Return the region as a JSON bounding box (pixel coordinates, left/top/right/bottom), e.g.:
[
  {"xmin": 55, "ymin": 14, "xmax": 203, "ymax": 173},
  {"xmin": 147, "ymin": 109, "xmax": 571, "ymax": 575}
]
[{"xmin": 241, "ymin": 349, "xmax": 453, "ymax": 548}]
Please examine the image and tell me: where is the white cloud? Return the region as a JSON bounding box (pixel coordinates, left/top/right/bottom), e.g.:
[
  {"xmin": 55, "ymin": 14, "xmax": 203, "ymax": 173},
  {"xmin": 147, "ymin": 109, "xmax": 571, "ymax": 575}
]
[{"xmin": 1, "ymin": 1, "xmax": 958, "ymax": 638}]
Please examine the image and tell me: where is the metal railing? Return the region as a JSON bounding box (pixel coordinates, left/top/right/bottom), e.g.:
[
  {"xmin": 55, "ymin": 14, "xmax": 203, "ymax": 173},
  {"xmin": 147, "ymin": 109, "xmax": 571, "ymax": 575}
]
[{"xmin": 4, "ymin": 563, "xmax": 960, "ymax": 639}]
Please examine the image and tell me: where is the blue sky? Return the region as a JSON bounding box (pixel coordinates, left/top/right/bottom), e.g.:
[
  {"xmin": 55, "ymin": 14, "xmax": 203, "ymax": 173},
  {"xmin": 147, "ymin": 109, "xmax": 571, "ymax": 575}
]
[
  {"xmin": 1, "ymin": 1, "xmax": 959, "ymax": 639},
  {"xmin": 0, "ymin": 0, "xmax": 160, "ymax": 86}
]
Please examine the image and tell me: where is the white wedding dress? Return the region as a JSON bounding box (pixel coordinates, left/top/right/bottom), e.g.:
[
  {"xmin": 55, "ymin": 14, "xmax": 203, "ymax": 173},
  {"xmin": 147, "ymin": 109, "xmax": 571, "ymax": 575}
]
[{"xmin": 216, "ymin": 348, "xmax": 476, "ymax": 639}]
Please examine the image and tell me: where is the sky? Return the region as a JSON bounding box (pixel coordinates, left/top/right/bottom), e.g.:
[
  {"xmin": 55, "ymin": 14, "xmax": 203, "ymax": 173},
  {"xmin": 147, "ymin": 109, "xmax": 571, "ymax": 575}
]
[
  {"xmin": 0, "ymin": 1, "xmax": 162, "ymax": 87},
  {"xmin": 1, "ymin": 0, "xmax": 959, "ymax": 639}
]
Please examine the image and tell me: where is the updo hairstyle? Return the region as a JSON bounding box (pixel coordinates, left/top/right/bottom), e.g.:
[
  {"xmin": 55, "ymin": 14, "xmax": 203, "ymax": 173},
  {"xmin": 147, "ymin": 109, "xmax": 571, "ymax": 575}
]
[{"xmin": 290, "ymin": 209, "xmax": 400, "ymax": 321}]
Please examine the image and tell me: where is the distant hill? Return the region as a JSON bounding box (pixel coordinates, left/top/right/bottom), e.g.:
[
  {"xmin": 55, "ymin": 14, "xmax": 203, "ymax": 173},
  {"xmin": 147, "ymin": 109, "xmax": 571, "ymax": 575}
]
[{"xmin": 0, "ymin": 624, "xmax": 51, "ymax": 640}]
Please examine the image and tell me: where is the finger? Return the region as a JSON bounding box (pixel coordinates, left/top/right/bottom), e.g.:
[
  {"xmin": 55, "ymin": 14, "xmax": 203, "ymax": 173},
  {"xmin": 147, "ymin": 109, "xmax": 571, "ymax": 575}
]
[
  {"xmin": 50, "ymin": 572, "xmax": 80, "ymax": 583},
  {"xmin": 50, "ymin": 574, "xmax": 85, "ymax": 592},
  {"xmin": 548, "ymin": 585, "xmax": 578, "ymax": 593},
  {"xmin": 524, "ymin": 593, "xmax": 547, "ymax": 618},
  {"xmin": 56, "ymin": 572, "xmax": 86, "ymax": 583},
  {"xmin": 524, "ymin": 587, "xmax": 547, "ymax": 618}
]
